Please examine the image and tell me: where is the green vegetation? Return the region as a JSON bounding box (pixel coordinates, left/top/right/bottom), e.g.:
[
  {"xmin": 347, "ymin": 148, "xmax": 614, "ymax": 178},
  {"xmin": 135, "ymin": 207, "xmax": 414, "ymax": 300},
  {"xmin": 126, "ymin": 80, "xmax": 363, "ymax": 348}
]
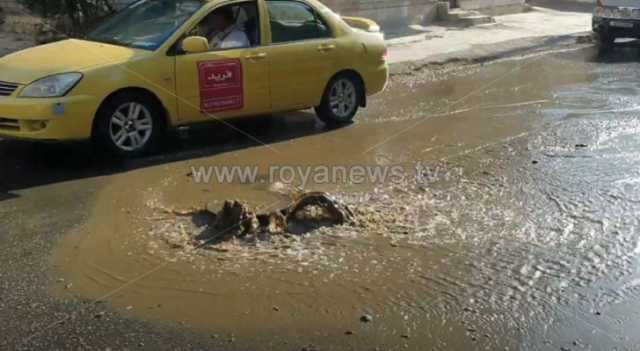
[{"xmin": 20, "ymin": 0, "xmax": 115, "ymax": 34}]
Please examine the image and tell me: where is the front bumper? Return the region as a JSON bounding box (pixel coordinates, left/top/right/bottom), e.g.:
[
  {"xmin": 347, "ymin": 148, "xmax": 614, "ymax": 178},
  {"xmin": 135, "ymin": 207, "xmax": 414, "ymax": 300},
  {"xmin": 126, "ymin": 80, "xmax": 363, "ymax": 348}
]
[
  {"xmin": 0, "ymin": 95, "xmax": 99, "ymax": 141},
  {"xmin": 593, "ymin": 16, "xmax": 640, "ymax": 38}
]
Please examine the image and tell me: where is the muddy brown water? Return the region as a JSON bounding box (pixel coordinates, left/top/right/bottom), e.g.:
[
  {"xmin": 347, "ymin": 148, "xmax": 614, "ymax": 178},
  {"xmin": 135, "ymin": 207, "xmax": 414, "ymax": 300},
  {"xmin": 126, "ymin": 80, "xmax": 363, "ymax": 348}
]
[{"xmin": 49, "ymin": 47, "xmax": 640, "ymax": 350}]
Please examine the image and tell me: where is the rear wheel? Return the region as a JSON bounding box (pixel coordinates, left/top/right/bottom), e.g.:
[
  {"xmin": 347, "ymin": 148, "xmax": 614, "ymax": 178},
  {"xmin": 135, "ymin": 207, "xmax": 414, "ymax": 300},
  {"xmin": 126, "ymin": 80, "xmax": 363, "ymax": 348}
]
[
  {"xmin": 94, "ymin": 92, "xmax": 165, "ymax": 157},
  {"xmin": 315, "ymin": 74, "xmax": 362, "ymax": 126}
]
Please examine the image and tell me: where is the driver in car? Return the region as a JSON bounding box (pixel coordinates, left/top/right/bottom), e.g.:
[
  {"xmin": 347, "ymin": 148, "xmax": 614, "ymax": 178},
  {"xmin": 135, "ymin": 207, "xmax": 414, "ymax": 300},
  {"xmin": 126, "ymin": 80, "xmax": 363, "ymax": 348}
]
[{"xmin": 204, "ymin": 7, "xmax": 250, "ymax": 50}]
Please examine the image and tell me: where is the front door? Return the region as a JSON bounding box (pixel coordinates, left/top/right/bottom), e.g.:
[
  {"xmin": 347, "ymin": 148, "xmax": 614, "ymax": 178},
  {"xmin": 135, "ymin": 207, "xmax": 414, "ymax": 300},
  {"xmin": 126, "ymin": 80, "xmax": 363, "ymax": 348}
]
[{"xmin": 175, "ymin": 1, "xmax": 270, "ymax": 123}]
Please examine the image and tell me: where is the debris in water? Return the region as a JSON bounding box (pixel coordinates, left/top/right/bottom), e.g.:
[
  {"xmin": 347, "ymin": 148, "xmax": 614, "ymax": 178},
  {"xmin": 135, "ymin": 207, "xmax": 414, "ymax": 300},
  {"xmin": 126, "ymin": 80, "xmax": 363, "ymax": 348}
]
[
  {"xmin": 209, "ymin": 200, "xmax": 261, "ymax": 240},
  {"xmin": 156, "ymin": 192, "xmax": 354, "ymax": 249},
  {"xmin": 360, "ymin": 314, "xmax": 373, "ymax": 323},
  {"xmin": 210, "ymin": 192, "xmax": 352, "ymax": 240},
  {"xmin": 284, "ymin": 192, "xmax": 353, "ymax": 225}
]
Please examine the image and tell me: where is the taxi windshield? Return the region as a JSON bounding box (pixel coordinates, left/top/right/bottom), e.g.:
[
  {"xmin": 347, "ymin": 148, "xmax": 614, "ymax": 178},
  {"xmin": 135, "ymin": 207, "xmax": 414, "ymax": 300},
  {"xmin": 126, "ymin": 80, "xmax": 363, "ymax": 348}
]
[{"xmin": 86, "ymin": 0, "xmax": 203, "ymax": 51}]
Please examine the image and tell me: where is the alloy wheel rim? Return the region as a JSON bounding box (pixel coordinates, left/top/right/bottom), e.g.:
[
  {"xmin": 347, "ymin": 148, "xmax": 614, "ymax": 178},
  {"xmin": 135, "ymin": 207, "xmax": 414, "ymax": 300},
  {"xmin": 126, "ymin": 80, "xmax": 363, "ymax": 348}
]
[
  {"xmin": 109, "ymin": 102, "xmax": 153, "ymax": 152},
  {"xmin": 329, "ymin": 79, "xmax": 357, "ymax": 119}
]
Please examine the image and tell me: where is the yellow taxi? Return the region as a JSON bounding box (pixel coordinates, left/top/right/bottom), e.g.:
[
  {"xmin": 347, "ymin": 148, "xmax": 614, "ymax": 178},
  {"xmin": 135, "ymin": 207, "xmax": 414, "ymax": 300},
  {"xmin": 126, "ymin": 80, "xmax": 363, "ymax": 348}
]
[{"xmin": 0, "ymin": 0, "xmax": 388, "ymax": 156}]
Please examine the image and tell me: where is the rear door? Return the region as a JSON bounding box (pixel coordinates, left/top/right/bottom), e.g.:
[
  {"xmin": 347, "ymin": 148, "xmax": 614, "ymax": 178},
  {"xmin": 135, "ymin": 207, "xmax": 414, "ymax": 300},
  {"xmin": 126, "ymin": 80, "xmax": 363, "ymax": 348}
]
[
  {"xmin": 175, "ymin": 0, "xmax": 270, "ymax": 123},
  {"xmin": 261, "ymin": 0, "xmax": 338, "ymax": 111}
]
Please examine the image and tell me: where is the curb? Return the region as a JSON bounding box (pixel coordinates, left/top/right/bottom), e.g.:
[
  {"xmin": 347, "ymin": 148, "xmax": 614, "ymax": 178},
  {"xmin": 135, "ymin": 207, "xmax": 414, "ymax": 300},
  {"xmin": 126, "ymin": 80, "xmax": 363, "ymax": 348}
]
[{"xmin": 388, "ymin": 31, "xmax": 594, "ymax": 76}]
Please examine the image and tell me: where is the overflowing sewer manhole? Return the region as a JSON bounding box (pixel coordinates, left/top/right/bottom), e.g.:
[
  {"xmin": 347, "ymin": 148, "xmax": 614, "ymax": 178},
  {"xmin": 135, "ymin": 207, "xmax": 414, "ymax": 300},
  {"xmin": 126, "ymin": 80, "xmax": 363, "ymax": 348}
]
[{"xmin": 152, "ymin": 192, "xmax": 357, "ymax": 252}]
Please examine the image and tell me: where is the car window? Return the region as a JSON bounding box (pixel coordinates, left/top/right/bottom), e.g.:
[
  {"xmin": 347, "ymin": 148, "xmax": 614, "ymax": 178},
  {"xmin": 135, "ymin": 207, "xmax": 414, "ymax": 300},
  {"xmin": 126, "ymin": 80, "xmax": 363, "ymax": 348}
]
[
  {"xmin": 87, "ymin": 0, "xmax": 203, "ymax": 51},
  {"xmin": 266, "ymin": 0, "xmax": 331, "ymax": 44},
  {"xmin": 188, "ymin": 1, "xmax": 259, "ymax": 51}
]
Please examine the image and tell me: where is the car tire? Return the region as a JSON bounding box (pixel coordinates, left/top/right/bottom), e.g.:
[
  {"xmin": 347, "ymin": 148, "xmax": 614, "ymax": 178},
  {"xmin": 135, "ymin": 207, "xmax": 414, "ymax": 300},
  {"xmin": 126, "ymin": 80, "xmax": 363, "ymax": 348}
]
[
  {"xmin": 315, "ymin": 73, "xmax": 363, "ymax": 126},
  {"xmin": 93, "ymin": 92, "xmax": 165, "ymax": 158}
]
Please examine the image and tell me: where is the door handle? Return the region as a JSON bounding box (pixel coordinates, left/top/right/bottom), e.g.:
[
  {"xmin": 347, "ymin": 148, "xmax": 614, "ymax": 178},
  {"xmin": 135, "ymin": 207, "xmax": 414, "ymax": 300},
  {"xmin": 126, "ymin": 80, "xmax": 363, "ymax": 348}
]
[
  {"xmin": 317, "ymin": 44, "xmax": 336, "ymax": 52},
  {"xmin": 245, "ymin": 52, "xmax": 267, "ymax": 60}
]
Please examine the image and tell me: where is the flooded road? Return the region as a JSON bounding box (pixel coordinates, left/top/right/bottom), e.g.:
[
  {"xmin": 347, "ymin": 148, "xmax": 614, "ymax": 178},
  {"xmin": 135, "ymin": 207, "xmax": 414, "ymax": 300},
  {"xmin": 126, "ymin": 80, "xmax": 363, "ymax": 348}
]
[{"xmin": 4, "ymin": 45, "xmax": 640, "ymax": 350}]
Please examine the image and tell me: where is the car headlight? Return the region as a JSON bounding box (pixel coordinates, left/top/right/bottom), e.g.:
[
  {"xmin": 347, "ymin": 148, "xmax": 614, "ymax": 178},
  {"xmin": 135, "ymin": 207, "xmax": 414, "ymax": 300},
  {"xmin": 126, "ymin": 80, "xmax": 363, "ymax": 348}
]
[{"xmin": 20, "ymin": 73, "xmax": 83, "ymax": 98}]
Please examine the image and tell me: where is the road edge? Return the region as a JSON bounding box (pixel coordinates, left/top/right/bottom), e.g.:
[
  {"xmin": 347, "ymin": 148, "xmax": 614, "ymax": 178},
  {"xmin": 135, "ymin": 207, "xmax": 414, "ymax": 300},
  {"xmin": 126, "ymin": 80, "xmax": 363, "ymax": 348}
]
[{"xmin": 388, "ymin": 32, "xmax": 595, "ymax": 76}]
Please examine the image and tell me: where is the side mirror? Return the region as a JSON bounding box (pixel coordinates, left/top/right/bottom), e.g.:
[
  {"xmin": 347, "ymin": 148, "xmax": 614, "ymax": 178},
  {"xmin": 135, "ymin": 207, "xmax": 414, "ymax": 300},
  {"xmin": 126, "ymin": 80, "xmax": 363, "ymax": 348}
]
[{"xmin": 182, "ymin": 36, "xmax": 209, "ymax": 53}]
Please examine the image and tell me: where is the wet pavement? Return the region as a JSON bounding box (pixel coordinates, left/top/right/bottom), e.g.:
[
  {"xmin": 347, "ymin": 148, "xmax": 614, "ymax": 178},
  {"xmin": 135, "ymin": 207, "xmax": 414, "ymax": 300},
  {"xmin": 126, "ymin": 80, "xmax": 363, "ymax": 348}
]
[{"xmin": 3, "ymin": 44, "xmax": 640, "ymax": 350}]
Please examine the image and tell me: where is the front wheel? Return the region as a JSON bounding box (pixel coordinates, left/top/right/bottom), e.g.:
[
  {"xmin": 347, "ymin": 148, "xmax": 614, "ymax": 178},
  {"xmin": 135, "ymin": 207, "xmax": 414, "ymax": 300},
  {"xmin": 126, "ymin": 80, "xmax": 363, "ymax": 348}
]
[
  {"xmin": 315, "ymin": 74, "xmax": 363, "ymax": 126},
  {"xmin": 93, "ymin": 92, "xmax": 165, "ymax": 158}
]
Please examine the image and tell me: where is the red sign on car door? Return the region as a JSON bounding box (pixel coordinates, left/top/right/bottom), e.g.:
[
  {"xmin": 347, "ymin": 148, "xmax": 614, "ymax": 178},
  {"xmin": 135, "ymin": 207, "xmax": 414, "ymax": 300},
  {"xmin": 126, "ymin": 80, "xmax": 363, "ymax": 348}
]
[{"xmin": 198, "ymin": 59, "xmax": 244, "ymax": 113}]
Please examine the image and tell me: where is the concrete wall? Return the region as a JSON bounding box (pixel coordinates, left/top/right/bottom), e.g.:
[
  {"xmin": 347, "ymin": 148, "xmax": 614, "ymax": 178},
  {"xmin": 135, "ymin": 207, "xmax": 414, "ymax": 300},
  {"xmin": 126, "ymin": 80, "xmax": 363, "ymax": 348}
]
[
  {"xmin": 458, "ymin": 0, "xmax": 526, "ymax": 14},
  {"xmin": 0, "ymin": 0, "xmax": 435, "ymax": 36},
  {"xmin": 92, "ymin": 0, "xmax": 440, "ymax": 27},
  {"xmin": 322, "ymin": 0, "xmax": 438, "ymax": 26},
  {"xmin": 0, "ymin": 0, "xmax": 525, "ymax": 36}
]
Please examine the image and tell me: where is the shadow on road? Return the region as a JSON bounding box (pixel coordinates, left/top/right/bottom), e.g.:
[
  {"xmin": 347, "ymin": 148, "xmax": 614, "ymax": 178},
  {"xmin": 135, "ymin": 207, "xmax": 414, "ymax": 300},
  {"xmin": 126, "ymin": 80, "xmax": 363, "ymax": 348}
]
[{"xmin": 0, "ymin": 111, "xmax": 338, "ymax": 201}]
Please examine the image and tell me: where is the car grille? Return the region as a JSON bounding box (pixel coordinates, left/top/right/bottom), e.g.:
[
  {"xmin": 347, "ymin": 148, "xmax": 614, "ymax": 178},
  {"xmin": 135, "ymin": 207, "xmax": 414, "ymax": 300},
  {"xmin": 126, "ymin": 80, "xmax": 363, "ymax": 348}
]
[
  {"xmin": 0, "ymin": 81, "xmax": 19, "ymax": 96},
  {"xmin": 0, "ymin": 118, "xmax": 20, "ymax": 131}
]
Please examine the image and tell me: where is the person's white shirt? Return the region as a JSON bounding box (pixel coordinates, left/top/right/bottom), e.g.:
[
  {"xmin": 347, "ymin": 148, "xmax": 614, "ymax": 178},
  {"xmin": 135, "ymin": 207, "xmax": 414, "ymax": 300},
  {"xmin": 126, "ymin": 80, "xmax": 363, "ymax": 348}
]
[{"xmin": 209, "ymin": 26, "xmax": 250, "ymax": 50}]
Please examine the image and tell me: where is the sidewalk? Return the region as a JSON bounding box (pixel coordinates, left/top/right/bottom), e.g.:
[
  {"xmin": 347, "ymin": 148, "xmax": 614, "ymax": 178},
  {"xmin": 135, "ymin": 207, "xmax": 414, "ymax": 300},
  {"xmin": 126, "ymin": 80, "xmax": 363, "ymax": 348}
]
[{"xmin": 386, "ymin": 6, "xmax": 592, "ymax": 65}]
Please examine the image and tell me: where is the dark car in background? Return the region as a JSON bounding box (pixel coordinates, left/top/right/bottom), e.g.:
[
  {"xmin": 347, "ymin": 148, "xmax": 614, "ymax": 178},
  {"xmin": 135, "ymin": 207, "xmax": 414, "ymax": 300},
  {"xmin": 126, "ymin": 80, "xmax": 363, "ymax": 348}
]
[{"xmin": 593, "ymin": 0, "xmax": 640, "ymax": 47}]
